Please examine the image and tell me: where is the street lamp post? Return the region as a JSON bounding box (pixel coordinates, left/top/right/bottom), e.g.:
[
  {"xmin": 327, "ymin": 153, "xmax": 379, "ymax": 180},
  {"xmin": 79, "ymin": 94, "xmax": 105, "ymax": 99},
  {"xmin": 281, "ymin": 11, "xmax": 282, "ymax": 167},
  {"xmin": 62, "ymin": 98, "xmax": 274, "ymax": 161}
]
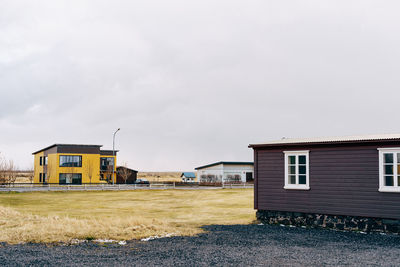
[{"xmin": 112, "ymin": 128, "xmax": 120, "ymax": 185}]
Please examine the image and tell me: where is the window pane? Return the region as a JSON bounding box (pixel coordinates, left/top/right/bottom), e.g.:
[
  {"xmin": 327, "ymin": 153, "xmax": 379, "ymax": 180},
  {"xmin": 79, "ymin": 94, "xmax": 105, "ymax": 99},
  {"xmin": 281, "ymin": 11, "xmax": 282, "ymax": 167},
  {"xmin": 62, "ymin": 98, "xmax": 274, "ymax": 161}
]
[
  {"xmin": 60, "ymin": 156, "xmax": 82, "ymax": 167},
  {"xmin": 385, "ymin": 176, "xmax": 394, "ymax": 186},
  {"xmin": 299, "ymin": 175, "xmax": 306, "ymax": 184},
  {"xmin": 59, "ymin": 174, "xmax": 66, "ymax": 184},
  {"xmin": 298, "ymin": 155, "xmax": 306, "ymax": 164},
  {"xmin": 384, "ymin": 153, "xmax": 393, "ymax": 164},
  {"xmin": 289, "ymin": 156, "xmax": 296, "ymax": 164},
  {"xmin": 100, "ymin": 157, "xmax": 114, "ymax": 171},
  {"xmin": 299, "ymin": 165, "xmax": 306, "ymax": 174},
  {"xmin": 72, "ymin": 174, "xmax": 82, "ymax": 185},
  {"xmin": 288, "ymin": 166, "xmax": 296, "ymax": 175},
  {"xmin": 289, "ymin": 175, "xmax": 296, "ymax": 184},
  {"xmin": 385, "ymin": 165, "xmax": 394, "ymax": 175},
  {"xmin": 59, "ymin": 173, "xmax": 82, "ymax": 184}
]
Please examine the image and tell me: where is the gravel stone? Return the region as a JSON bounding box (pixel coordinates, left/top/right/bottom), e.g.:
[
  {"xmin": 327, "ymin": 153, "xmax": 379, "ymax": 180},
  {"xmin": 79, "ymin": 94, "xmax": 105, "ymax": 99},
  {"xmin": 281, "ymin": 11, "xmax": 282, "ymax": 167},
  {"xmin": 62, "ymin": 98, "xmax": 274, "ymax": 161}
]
[{"xmin": 1, "ymin": 224, "xmax": 399, "ymax": 266}]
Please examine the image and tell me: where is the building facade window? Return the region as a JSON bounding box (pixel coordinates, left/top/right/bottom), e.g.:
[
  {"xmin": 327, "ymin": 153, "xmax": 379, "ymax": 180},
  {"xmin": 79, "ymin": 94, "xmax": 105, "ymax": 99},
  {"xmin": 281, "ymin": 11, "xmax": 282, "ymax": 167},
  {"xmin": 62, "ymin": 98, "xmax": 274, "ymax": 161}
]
[
  {"xmin": 59, "ymin": 173, "xmax": 82, "ymax": 184},
  {"xmin": 284, "ymin": 150, "xmax": 310, "ymax": 190},
  {"xmin": 39, "ymin": 157, "xmax": 43, "ymax": 166},
  {"xmin": 100, "ymin": 157, "xmax": 114, "ymax": 171},
  {"xmin": 59, "ymin": 155, "xmax": 82, "ymax": 167},
  {"xmin": 44, "ymin": 156, "xmax": 48, "ymax": 166},
  {"xmin": 225, "ymin": 173, "xmax": 241, "ymax": 182},
  {"xmin": 39, "ymin": 173, "xmax": 42, "ymax": 182},
  {"xmin": 378, "ymin": 148, "xmax": 400, "ymax": 192},
  {"xmin": 246, "ymin": 172, "xmax": 254, "ymax": 182}
]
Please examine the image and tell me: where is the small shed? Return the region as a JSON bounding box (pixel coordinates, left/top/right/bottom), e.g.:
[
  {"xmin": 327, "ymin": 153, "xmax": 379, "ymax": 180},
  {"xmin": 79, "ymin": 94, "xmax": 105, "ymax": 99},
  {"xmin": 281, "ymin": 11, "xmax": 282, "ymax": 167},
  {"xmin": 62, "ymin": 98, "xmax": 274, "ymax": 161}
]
[
  {"xmin": 181, "ymin": 172, "xmax": 196, "ymax": 183},
  {"xmin": 249, "ymin": 134, "xmax": 400, "ymax": 233},
  {"xmin": 195, "ymin": 161, "xmax": 254, "ymax": 183},
  {"xmin": 116, "ymin": 166, "xmax": 138, "ymax": 184}
]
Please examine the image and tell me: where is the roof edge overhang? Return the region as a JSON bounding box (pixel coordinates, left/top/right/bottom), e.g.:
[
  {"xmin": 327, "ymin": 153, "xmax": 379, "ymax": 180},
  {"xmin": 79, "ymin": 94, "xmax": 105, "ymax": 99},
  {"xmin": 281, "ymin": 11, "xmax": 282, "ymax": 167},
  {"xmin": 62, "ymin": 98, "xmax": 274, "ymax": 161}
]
[
  {"xmin": 116, "ymin": 166, "xmax": 138, "ymax": 172},
  {"xmin": 249, "ymin": 138, "xmax": 400, "ymax": 149},
  {"xmin": 32, "ymin": 144, "xmax": 103, "ymax": 155},
  {"xmin": 195, "ymin": 161, "xmax": 254, "ymax": 170}
]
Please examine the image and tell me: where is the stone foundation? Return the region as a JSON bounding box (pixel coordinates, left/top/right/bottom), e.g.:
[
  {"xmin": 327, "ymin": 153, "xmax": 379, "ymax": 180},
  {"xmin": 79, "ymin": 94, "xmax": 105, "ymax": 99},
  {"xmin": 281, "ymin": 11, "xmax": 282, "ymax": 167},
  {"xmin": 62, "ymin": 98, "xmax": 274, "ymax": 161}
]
[{"xmin": 256, "ymin": 210, "xmax": 400, "ymax": 233}]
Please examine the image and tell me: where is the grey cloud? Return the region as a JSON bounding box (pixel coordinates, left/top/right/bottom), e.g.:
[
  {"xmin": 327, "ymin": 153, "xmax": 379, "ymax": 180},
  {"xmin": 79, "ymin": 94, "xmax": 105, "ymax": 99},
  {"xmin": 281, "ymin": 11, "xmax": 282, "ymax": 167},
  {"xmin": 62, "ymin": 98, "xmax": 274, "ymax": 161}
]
[{"xmin": 1, "ymin": 0, "xmax": 400, "ymax": 170}]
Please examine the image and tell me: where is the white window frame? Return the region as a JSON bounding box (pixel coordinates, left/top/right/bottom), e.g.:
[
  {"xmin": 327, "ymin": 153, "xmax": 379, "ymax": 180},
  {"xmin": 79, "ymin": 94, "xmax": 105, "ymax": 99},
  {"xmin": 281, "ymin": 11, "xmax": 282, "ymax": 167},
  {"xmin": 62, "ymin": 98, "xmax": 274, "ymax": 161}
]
[
  {"xmin": 284, "ymin": 150, "xmax": 310, "ymax": 190},
  {"xmin": 378, "ymin": 148, "xmax": 400, "ymax": 193}
]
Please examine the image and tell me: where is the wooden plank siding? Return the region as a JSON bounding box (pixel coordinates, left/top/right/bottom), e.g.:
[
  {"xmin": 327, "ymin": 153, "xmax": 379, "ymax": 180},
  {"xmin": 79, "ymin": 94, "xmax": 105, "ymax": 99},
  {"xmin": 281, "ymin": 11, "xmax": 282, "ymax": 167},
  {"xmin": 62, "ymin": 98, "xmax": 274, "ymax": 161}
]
[{"xmin": 254, "ymin": 143, "xmax": 400, "ymax": 220}]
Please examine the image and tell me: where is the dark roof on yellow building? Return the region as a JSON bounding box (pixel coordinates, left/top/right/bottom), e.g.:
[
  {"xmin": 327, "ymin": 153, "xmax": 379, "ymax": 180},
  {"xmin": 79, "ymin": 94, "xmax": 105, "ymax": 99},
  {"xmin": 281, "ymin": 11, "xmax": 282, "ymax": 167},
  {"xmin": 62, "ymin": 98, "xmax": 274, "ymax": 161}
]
[{"xmin": 32, "ymin": 144, "xmax": 103, "ymax": 155}]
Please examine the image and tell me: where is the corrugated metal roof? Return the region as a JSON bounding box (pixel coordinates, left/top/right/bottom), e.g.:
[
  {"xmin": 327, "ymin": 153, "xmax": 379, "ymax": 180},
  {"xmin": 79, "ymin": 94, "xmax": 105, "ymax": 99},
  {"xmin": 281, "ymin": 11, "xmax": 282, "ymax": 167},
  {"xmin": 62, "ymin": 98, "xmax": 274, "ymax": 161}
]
[
  {"xmin": 181, "ymin": 172, "xmax": 196, "ymax": 178},
  {"xmin": 249, "ymin": 133, "xmax": 400, "ymax": 147}
]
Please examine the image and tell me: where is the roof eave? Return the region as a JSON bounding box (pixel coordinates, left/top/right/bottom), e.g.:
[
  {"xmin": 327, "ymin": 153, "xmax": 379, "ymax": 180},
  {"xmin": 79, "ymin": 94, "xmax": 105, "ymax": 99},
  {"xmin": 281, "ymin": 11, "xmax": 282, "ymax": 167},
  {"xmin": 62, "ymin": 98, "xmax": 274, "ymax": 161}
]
[
  {"xmin": 249, "ymin": 138, "xmax": 400, "ymax": 148},
  {"xmin": 32, "ymin": 144, "xmax": 57, "ymax": 155},
  {"xmin": 195, "ymin": 161, "xmax": 254, "ymax": 170},
  {"xmin": 32, "ymin": 144, "xmax": 103, "ymax": 155}
]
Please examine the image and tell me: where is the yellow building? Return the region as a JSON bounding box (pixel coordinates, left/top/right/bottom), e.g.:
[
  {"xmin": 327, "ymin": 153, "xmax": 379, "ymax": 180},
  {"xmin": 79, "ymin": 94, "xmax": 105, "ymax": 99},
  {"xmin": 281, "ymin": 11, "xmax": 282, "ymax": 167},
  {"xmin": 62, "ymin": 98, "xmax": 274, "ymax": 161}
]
[{"xmin": 32, "ymin": 144, "xmax": 118, "ymax": 184}]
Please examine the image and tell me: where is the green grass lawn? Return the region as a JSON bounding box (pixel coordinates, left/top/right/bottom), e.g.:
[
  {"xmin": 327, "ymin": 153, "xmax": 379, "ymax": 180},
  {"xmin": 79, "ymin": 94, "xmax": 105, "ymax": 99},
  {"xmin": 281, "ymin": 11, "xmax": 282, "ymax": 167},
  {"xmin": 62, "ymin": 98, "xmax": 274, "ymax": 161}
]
[{"xmin": 0, "ymin": 189, "xmax": 255, "ymax": 243}]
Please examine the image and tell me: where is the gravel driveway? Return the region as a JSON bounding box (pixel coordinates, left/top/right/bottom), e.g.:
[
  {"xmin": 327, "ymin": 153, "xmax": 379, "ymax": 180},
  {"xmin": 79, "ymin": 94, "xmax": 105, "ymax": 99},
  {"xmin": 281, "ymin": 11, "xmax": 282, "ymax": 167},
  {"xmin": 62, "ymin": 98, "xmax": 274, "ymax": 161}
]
[{"xmin": 1, "ymin": 224, "xmax": 399, "ymax": 266}]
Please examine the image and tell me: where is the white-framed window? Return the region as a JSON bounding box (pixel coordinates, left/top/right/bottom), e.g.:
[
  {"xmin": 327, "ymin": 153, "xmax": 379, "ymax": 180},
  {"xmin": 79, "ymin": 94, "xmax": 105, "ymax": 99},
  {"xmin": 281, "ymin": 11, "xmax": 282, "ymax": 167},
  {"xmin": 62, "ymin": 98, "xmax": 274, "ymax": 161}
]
[
  {"xmin": 284, "ymin": 150, "xmax": 310, "ymax": 190},
  {"xmin": 378, "ymin": 148, "xmax": 400, "ymax": 193}
]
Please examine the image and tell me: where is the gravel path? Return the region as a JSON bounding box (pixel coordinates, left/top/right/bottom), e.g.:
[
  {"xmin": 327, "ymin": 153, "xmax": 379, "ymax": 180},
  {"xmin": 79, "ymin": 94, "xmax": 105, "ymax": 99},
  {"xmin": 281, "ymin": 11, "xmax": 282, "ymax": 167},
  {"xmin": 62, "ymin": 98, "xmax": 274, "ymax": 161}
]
[{"xmin": 1, "ymin": 224, "xmax": 399, "ymax": 266}]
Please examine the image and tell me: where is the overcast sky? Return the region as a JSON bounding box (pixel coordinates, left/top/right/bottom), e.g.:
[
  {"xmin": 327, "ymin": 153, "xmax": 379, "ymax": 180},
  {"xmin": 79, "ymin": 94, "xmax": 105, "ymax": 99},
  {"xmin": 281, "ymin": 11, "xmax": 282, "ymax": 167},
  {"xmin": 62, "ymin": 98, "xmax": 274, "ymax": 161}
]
[{"xmin": 1, "ymin": 1, "xmax": 400, "ymax": 171}]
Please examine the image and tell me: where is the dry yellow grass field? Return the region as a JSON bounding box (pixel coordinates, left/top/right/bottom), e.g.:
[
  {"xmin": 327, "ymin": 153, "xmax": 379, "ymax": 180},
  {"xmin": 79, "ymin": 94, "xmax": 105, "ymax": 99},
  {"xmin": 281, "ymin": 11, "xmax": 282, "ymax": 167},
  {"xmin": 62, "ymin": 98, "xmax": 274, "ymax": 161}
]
[
  {"xmin": 0, "ymin": 189, "xmax": 254, "ymax": 244},
  {"xmin": 137, "ymin": 172, "xmax": 183, "ymax": 182},
  {"xmin": 14, "ymin": 172, "xmax": 33, "ymax": 183}
]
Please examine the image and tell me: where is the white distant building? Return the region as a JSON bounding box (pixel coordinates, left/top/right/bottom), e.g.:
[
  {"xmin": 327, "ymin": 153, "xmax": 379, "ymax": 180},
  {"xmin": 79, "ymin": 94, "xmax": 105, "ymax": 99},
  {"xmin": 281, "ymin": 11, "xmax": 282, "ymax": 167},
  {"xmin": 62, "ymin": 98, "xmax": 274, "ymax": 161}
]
[
  {"xmin": 195, "ymin": 161, "xmax": 254, "ymax": 183},
  {"xmin": 181, "ymin": 172, "xmax": 196, "ymax": 183}
]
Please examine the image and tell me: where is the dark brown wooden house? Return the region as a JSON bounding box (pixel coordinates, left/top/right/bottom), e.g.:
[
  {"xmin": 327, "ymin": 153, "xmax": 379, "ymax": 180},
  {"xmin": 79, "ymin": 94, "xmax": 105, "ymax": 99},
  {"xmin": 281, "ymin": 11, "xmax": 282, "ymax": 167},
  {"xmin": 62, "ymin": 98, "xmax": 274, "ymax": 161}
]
[
  {"xmin": 249, "ymin": 134, "xmax": 400, "ymax": 233},
  {"xmin": 116, "ymin": 166, "xmax": 138, "ymax": 184}
]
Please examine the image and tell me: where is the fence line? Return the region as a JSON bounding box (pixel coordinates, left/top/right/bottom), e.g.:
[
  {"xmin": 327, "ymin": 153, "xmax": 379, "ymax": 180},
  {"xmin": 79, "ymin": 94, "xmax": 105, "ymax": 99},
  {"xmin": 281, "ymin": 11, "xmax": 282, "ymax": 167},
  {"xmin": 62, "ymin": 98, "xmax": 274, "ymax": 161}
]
[{"xmin": 0, "ymin": 182, "xmax": 253, "ymax": 192}]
